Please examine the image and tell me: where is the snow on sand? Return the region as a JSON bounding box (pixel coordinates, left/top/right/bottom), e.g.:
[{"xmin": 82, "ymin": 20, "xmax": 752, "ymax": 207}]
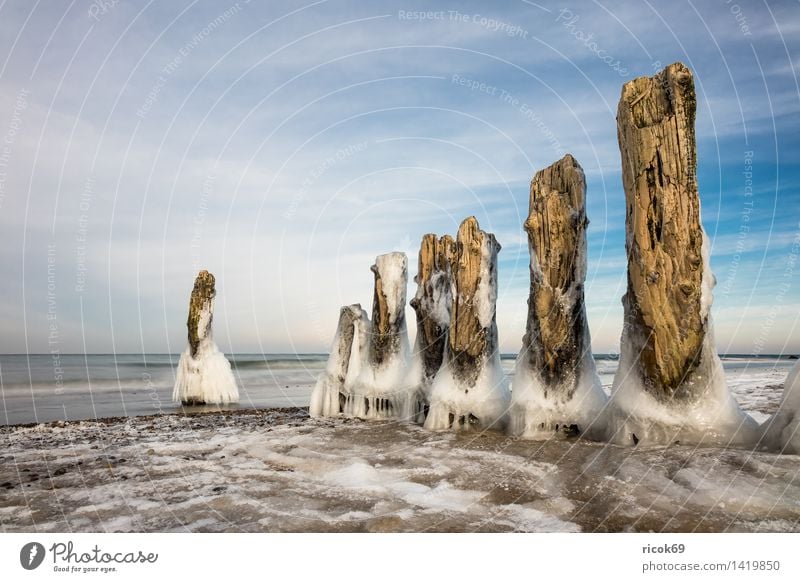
[{"xmin": 2, "ymin": 409, "xmax": 800, "ymax": 532}]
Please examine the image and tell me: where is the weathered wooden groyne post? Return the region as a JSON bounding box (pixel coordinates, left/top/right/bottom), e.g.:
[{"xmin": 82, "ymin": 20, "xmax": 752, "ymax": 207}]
[
  {"xmin": 311, "ymin": 253, "xmax": 415, "ymax": 419},
  {"xmin": 509, "ymin": 154, "xmax": 607, "ymax": 439},
  {"xmin": 608, "ymin": 62, "xmax": 756, "ymax": 445},
  {"xmin": 173, "ymin": 270, "xmax": 239, "ymax": 405},
  {"xmin": 424, "ymin": 217, "xmax": 510, "ymax": 430},
  {"xmin": 409, "ymin": 233, "xmax": 456, "ymax": 420},
  {"xmin": 309, "ymin": 304, "xmax": 367, "ymax": 417}
]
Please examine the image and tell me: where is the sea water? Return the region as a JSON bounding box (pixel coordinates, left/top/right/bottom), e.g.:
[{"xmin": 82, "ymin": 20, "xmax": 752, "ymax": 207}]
[
  {"xmin": 0, "ymin": 353, "xmax": 326, "ymax": 425},
  {"xmin": 0, "ymin": 353, "xmax": 794, "ymax": 426}
]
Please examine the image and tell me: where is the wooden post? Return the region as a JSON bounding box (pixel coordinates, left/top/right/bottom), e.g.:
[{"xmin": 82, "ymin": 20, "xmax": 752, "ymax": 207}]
[
  {"xmin": 410, "ymin": 234, "xmax": 455, "ymax": 384},
  {"xmin": 424, "ymin": 217, "xmax": 509, "ymax": 430},
  {"xmin": 617, "ymin": 62, "xmax": 705, "ymax": 400},
  {"xmin": 173, "ymin": 270, "xmax": 239, "ymax": 405},
  {"xmin": 187, "ymin": 270, "xmax": 216, "ymax": 358},
  {"xmin": 523, "ymin": 154, "xmax": 589, "ymax": 396},
  {"xmin": 509, "ymin": 155, "xmax": 607, "ymax": 439},
  {"xmin": 309, "ymin": 304, "xmax": 365, "ymax": 417}
]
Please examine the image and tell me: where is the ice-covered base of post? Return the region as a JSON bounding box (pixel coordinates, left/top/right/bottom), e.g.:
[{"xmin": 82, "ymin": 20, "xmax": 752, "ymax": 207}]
[
  {"xmin": 339, "ymin": 391, "xmax": 418, "ymax": 421},
  {"xmin": 424, "ymin": 354, "xmax": 509, "ymax": 431},
  {"xmin": 172, "ymin": 340, "xmax": 239, "ymax": 405},
  {"xmin": 605, "ymin": 237, "xmax": 759, "ymax": 447},
  {"xmin": 344, "ymin": 352, "xmax": 418, "ymax": 420},
  {"xmin": 760, "ymin": 360, "xmax": 800, "ymax": 453},
  {"xmin": 309, "ymin": 375, "xmax": 344, "ymax": 418},
  {"xmin": 508, "ymin": 349, "xmax": 608, "ymax": 440},
  {"xmin": 605, "ymin": 330, "xmax": 759, "ymax": 447},
  {"xmin": 405, "ymin": 350, "xmax": 435, "ymax": 424}
]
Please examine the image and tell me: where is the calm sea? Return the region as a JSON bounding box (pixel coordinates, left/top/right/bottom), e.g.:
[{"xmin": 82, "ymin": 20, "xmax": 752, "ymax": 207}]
[{"xmin": 0, "ymin": 353, "xmax": 795, "ymax": 425}]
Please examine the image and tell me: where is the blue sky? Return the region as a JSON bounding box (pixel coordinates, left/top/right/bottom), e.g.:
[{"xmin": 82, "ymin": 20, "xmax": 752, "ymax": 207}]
[{"xmin": 0, "ymin": 0, "xmax": 797, "ymax": 355}]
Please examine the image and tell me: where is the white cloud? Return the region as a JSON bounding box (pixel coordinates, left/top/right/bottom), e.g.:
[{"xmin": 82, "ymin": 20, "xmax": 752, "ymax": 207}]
[{"xmin": 0, "ymin": 0, "xmax": 797, "ymax": 355}]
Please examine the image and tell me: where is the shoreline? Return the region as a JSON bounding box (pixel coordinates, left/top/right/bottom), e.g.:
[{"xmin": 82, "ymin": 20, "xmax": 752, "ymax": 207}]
[
  {"xmin": 1, "ymin": 406, "xmax": 312, "ymax": 431},
  {"xmin": 1, "ymin": 380, "xmax": 787, "ymax": 430}
]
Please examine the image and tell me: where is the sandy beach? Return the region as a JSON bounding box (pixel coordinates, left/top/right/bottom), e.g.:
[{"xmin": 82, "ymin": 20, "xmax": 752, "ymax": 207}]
[{"xmin": 2, "ymin": 406, "xmax": 799, "ymax": 533}]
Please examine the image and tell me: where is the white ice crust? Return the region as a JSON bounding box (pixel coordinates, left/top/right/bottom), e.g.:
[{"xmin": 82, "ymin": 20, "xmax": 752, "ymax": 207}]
[
  {"xmin": 309, "ymin": 305, "xmax": 367, "ymax": 418},
  {"xmin": 510, "ymin": 341, "xmax": 608, "ymax": 440},
  {"xmin": 509, "ymin": 226, "xmax": 608, "ymax": 439},
  {"xmin": 172, "ymin": 303, "xmax": 239, "ymax": 405},
  {"xmin": 761, "ymin": 359, "xmax": 800, "ymax": 453},
  {"xmin": 311, "ymin": 253, "xmax": 417, "ymax": 421},
  {"xmin": 606, "ymin": 232, "xmax": 759, "ymax": 446},
  {"xmin": 407, "ymin": 249, "xmax": 453, "ymax": 409},
  {"xmin": 424, "ymin": 349, "xmax": 509, "ymax": 431}
]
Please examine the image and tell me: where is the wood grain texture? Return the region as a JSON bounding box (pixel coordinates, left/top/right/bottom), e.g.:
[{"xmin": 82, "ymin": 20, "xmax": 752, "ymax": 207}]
[
  {"xmin": 617, "ymin": 62, "xmax": 705, "ymax": 399},
  {"xmin": 187, "ymin": 270, "xmax": 215, "ymax": 358},
  {"xmin": 523, "ymin": 154, "xmax": 589, "ymax": 396}
]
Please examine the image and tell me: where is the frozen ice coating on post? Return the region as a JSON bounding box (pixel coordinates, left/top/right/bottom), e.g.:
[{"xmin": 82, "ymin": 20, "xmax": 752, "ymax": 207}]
[
  {"xmin": 309, "ymin": 253, "xmax": 415, "ymax": 420},
  {"xmin": 344, "ymin": 252, "xmax": 416, "ymax": 419},
  {"xmin": 761, "ymin": 360, "xmax": 800, "ymax": 453},
  {"xmin": 367, "ymin": 252, "xmax": 409, "ymax": 368},
  {"xmin": 509, "ymin": 155, "xmax": 607, "ymax": 439},
  {"xmin": 608, "ymin": 62, "xmax": 757, "ymax": 446},
  {"xmin": 309, "ymin": 304, "xmax": 367, "ymax": 417},
  {"xmin": 409, "ymin": 233, "xmax": 456, "ymax": 415},
  {"xmin": 173, "ymin": 270, "xmax": 239, "ymax": 405},
  {"xmin": 425, "ymin": 217, "xmax": 510, "ymax": 431}
]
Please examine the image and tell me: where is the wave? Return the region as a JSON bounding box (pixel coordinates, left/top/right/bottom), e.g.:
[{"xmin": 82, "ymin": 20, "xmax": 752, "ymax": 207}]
[{"xmin": 229, "ymin": 357, "xmax": 327, "ymax": 370}]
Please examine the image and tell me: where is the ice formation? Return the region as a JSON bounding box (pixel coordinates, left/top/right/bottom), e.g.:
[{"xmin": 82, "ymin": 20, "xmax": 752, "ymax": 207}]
[
  {"xmin": 311, "ymin": 253, "xmax": 416, "ymax": 420},
  {"xmin": 606, "ymin": 63, "xmax": 757, "ymax": 446},
  {"xmin": 761, "ymin": 359, "xmax": 800, "ymax": 453},
  {"xmin": 408, "ymin": 233, "xmax": 456, "ymax": 420},
  {"xmin": 509, "ymin": 155, "xmax": 608, "ymax": 439},
  {"xmin": 424, "ymin": 217, "xmax": 510, "ymax": 431},
  {"xmin": 173, "ymin": 270, "xmax": 239, "ymax": 405},
  {"xmin": 309, "ymin": 304, "xmax": 368, "ymax": 417}
]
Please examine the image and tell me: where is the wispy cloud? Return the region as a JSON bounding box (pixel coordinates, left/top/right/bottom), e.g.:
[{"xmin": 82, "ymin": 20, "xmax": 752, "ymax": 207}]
[{"xmin": 0, "ymin": 0, "xmax": 797, "ymax": 355}]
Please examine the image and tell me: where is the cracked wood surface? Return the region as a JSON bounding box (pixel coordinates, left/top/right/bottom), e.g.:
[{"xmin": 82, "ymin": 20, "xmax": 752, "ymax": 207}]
[
  {"xmin": 369, "ymin": 254, "xmax": 407, "ymax": 367},
  {"xmin": 617, "ymin": 62, "xmax": 705, "ymax": 399},
  {"xmin": 522, "ymin": 154, "xmax": 589, "ymax": 395},
  {"xmin": 410, "ymin": 234, "xmax": 456, "ymax": 383},
  {"xmin": 187, "ymin": 270, "xmax": 215, "ymax": 358},
  {"xmin": 448, "ymin": 217, "xmax": 500, "ymax": 387}
]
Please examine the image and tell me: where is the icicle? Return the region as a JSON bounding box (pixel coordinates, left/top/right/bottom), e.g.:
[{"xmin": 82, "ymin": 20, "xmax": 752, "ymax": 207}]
[{"xmin": 309, "ymin": 304, "xmax": 366, "ymax": 417}]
